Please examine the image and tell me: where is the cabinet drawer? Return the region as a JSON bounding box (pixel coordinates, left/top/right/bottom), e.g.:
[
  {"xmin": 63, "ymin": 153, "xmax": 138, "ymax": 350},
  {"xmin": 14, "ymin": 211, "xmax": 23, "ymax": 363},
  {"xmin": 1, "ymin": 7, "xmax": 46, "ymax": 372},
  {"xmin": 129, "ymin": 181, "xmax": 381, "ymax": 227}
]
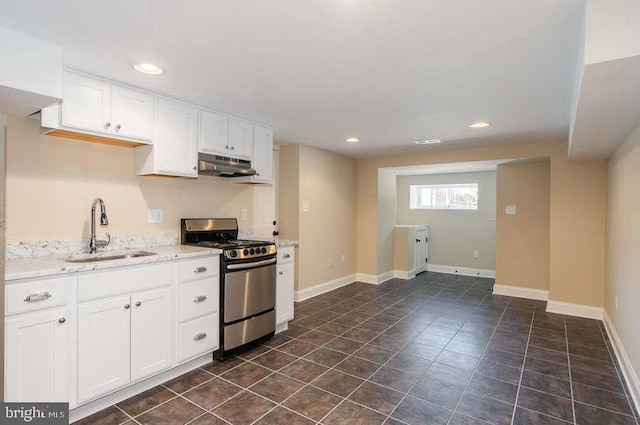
[
  {"xmin": 6, "ymin": 276, "xmax": 73, "ymax": 315},
  {"xmin": 179, "ymin": 256, "xmax": 219, "ymax": 284},
  {"xmin": 178, "ymin": 314, "xmax": 218, "ymax": 363},
  {"xmin": 179, "ymin": 279, "xmax": 218, "ymax": 322},
  {"xmin": 277, "ymin": 246, "xmax": 294, "ymax": 265},
  {"xmin": 78, "ymin": 262, "xmax": 175, "ymax": 302}
]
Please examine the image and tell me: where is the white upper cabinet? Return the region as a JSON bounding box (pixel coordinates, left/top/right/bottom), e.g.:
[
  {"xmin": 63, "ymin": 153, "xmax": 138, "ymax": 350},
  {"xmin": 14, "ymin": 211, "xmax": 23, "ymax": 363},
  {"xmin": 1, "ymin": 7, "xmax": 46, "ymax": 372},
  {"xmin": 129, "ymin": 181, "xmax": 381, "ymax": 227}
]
[
  {"xmin": 42, "ymin": 70, "xmax": 154, "ymax": 144},
  {"xmin": 233, "ymin": 124, "xmax": 274, "ymax": 184},
  {"xmin": 135, "ymin": 98, "xmax": 198, "ymax": 178},
  {"xmin": 199, "ymin": 110, "xmax": 229, "ymax": 155},
  {"xmin": 111, "ymin": 85, "xmax": 154, "ymax": 141},
  {"xmin": 228, "ymin": 118, "xmax": 254, "ymax": 159},
  {"xmin": 200, "ymin": 114, "xmax": 253, "ymax": 159}
]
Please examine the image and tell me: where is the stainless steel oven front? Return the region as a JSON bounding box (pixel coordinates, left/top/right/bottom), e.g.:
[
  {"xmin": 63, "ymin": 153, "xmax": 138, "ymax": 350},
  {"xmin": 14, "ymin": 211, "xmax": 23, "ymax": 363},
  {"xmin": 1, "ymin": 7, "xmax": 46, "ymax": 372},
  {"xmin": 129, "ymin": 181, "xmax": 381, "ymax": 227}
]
[{"xmin": 217, "ymin": 256, "xmax": 277, "ymax": 358}]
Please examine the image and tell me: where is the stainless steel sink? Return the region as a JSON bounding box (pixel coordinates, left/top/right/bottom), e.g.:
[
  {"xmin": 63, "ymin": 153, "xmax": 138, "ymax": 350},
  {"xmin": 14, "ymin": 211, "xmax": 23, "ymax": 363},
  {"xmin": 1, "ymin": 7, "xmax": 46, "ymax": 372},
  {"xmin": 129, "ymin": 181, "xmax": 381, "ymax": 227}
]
[{"xmin": 64, "ymin": 250, "xmax": 157, "ymax": 263}]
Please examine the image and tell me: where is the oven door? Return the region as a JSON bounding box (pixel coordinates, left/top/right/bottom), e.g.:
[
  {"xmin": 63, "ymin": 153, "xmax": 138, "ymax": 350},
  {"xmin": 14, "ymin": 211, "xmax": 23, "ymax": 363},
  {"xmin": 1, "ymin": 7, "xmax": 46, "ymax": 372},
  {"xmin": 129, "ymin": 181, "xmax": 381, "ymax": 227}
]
[{"xmin": 223, "ymin": 259, "xmax": 276, "ymax": 324}]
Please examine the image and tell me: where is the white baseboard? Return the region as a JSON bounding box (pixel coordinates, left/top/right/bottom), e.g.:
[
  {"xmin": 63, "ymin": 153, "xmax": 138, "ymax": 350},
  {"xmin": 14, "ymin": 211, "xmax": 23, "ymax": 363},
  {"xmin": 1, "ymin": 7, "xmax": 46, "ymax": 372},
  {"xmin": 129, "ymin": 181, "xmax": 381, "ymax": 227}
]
[
  {"xmin": 493, "ymin": 284, "xmax": 549, "ymax": 301},
  {"xmin": 294, "ymin": 274, "xmax": 356, "ymax": 302},
  {"xmin": 69, "ymin": 354, "xmax": 212, "ymax": 423},
  {"xmin": 603, "ymin": 311, "xmax": 640, "ymax": 413},
  {"xmin": 393, "ymin": 269, "xmax": 415, "ymax": 280},
  {"xmin": 427, "ymin": 264, "xmax": 496, "ymax": 278},
  {"xmin": 354, "ymin": 272, "xmax": 395, "ymax": 285},
  {"xmin": 545, "ymin": 300, "xmax": 604, "ymax": 320}
]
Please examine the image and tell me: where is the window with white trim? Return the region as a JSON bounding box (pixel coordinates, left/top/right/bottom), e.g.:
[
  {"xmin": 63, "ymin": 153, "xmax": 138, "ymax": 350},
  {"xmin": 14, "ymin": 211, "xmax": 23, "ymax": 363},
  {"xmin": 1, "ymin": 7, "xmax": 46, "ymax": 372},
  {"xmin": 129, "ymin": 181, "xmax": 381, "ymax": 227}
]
[{"xmin": 409, "ymin": 183, "xmax": 478, "ymax": 210}]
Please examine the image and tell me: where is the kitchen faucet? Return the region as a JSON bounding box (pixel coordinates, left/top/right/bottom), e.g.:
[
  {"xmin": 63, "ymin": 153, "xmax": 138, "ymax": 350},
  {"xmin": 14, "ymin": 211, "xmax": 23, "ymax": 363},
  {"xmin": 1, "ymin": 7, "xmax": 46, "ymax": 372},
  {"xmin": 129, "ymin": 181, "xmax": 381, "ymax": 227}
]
[{"xmin": 89, "ymin": 198, "xmax": 110, "ymax": 253}]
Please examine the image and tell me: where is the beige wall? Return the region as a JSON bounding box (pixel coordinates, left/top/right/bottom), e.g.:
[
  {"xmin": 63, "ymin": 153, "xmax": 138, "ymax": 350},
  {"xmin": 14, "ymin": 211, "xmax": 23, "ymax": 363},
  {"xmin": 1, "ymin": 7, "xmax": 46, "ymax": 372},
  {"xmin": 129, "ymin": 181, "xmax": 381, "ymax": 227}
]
[
  {"xmin": 548, "ymin": 143, "xmax": 607, "ymax": 306},
  {"xmin": 607, "ymin": 124, "xmax": 640, "ymax": 378},
  {"xmin": 279, "ymin": 144, "xmax": 357, "ymax": 291},
  {"xmin": 496, "ymin": 161, "xmax": 550, "ymax": 290},
  {"xmin": 357, "ymin": 140, "xmax": 607, "ymax": 308},
  {"xmin": 377, "ymin": 169, "xmax": 397, "ymax": 276},
  {"xmin": 396, "ymin": 171, "xmax": 496, "ymax": 270},
  {"xmin": 5, "ymin": 115, "xmax": 254, "ymax": 242}
]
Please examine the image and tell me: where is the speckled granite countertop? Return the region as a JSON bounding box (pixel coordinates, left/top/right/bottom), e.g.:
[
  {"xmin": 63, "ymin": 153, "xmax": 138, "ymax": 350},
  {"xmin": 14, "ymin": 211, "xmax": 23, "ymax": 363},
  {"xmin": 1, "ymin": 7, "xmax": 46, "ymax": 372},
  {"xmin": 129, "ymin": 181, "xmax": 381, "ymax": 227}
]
[{"xmin": 6, "ymin": 245, "xmax": 221, "ymax": 282}]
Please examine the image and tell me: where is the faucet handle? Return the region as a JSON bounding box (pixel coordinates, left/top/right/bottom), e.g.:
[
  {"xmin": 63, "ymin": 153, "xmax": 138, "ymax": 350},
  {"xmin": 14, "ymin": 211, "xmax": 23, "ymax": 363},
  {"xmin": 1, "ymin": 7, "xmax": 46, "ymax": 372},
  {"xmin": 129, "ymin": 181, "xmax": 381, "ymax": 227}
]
[{"xmin": 97, "ymin": 233, "xmax": 111, "ymax": 248}]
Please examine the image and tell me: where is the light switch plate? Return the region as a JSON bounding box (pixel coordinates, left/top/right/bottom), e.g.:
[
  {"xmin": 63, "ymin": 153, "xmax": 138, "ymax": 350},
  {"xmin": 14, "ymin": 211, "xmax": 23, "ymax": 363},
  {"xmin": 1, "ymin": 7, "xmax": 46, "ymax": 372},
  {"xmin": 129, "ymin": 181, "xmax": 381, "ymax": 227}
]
[
  {"xmin": 148, "ymin": 209, "xmax": 163, "ymax": 224},
  {"xmin": 505, "ymin": 205, "xmax": 517, "ymax": 215},
  {"xmin": 240, "ymin": 208, "xmax": 248, "ymax": 220},
  {"xmin": 301, "ymin": 201, "xmax": 310, "ymax": 213}
]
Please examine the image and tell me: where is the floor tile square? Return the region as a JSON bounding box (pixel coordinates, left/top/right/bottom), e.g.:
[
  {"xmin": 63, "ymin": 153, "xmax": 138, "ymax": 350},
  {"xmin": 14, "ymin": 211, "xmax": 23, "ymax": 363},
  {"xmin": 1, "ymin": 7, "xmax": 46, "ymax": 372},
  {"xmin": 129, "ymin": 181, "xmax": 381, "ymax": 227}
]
[
  {"xmin": 211, "ymin": 391, "xmax": 275, "ymax": 424},
  {"xmin": 348, "ymin": 381, "xmax": 404, "ymax": 414},
  {"xmin": 283, "ymin": 385, "xmax": 342, "ymax": 421},
  {"xmin": 312, "ymin": 369, "xmax": 364, "ymax": 397},
  {"xmin": 136, "ymin": 396, "xmax": 204, "ymax": 425},
  {"xmin": 410, "ymin": 376, "xmax": 463, "ymax": 409},
  {"xmin": 116, "ymin": 385, "xmax": 175, "ymax": 417},
  {"xmin": 280, "ymin": 358, "xmax": 329, "ymax": 382},
  {"xmin": 249, "ymin": 373, "xmax": 305, "ymax": 403},
  {"xmin": 456, "ymin": 392, "xmax": 513, "ymax": 425},
  {"xmin": 322, "ymin": 400, "xmax": 387, "ymax": 425},
  {"xmin": 183, "ymin": 377, "xmax": 242, "ymax": 410},
  {"xmin": 516, "ymin": 387, "xmax": 573, "ymax": 422},
  {"xmin": 391, "ymin": 395, "xmax": 452, "ymax": 425}
]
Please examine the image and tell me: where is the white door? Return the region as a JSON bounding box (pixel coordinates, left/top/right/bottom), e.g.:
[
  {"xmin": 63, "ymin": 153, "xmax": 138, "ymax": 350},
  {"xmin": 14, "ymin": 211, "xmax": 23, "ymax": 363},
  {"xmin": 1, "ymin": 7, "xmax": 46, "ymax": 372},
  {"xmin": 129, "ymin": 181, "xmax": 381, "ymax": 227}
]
[
  {"xmin": 415, "ymin": 229, "xmax": 428, "ymax": 274},
  {"xmin": 253, "ymin": 147, "xmax": 279, "ymax": 238},
  {"xmin": 228, "ymin": 118, "xmax": 253, "ymax": 159},
  {"xmin": 5, "ymin": 307, "xmax": 71, "ymax": 402},
  {"xmin": 62, "ymin": 72, "xmax": 111, "ymax": 134},
  {"xmin": 77, "ymin": 295, "xmax": 131, "ymax": 403},
  {"xmin": 111, "ymin": 85, "xmax": 154, "ymax": 141},
  {"xmin": 156, "ymin": 99, "xmax": 198, "ymax": 177},
  {"xmin": 276, "ymin": 263, "xmax": 295, "ymax": 324},
  {"xmin": 130, "ymin": 287, "xmax": 173, "ymax": 381},
  {"xmin": 199, "ymin": 110, "xmax": 230, "ymax": 155}
]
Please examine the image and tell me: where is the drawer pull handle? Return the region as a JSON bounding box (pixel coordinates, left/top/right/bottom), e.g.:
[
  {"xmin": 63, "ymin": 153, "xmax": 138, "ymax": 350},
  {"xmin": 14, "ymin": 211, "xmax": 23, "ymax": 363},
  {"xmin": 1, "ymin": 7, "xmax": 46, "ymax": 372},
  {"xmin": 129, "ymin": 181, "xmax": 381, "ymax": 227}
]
[
  {"xmin": 58, "ymin": 317, "xmax": 66, "ymax": 324},
  {"xmin": 194, "ymin": 266, "xmax": 208, "ymax": 273},
  {"xmin": 282, "ymin": 254, "xmax": 291, "ymax": 259},
  {"xmin": 24, "ymin": 292, "xmax": 52, "ymax": 302},
  {"xmin": 193, "ymin": 332, "xmax": 207, "ymax": 341},
  {"xmin": 194, "ymin": 295, "xmax": 207, "ymax": 303}
]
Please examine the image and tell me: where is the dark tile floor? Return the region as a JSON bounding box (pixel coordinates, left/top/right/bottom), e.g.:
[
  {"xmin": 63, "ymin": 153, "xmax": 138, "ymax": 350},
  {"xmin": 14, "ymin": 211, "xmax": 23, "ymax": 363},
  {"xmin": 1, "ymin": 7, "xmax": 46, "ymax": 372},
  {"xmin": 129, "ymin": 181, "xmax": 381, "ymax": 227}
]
[{"xmin": 75, "ymin": 272, "xmax": 640, "ymax": 425}]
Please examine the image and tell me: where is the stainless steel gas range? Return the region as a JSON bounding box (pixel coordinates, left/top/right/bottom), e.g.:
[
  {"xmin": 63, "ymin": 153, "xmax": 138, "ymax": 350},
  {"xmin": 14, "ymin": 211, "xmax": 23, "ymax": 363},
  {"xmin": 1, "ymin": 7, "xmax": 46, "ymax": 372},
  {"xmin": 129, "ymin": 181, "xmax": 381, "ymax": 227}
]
[{"xmin": 181, "ymin": 218, "xmax": 277, "ymax": 359}]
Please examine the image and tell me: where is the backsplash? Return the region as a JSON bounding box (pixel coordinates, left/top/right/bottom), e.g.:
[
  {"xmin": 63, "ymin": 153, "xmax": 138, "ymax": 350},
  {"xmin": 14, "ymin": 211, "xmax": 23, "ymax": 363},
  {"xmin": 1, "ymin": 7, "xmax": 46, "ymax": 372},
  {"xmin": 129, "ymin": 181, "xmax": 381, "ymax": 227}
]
[{"xmin": 7, "ymin": 233, "xmax": 178, "ymax": 259}]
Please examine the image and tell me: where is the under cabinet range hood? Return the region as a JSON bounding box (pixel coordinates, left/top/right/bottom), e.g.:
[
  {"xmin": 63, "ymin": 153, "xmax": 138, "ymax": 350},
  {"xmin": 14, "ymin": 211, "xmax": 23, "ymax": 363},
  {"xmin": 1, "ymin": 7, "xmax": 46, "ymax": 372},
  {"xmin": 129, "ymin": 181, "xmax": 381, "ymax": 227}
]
[{"xmin": 198, "ymin": 152, "xmax": 257, "ymax": 177}]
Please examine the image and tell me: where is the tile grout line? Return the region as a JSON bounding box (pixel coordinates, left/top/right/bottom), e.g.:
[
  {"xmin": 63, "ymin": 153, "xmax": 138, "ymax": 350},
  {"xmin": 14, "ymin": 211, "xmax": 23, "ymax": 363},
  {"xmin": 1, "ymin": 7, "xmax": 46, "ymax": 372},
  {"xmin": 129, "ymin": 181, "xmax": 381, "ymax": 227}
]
[
  {"xmin": 507, "ymin": 301, "xmax": 537, "ymax": 425},
  {"xmin": 564, "ymin": 315, "xmax": 578, "ymax": 425}
]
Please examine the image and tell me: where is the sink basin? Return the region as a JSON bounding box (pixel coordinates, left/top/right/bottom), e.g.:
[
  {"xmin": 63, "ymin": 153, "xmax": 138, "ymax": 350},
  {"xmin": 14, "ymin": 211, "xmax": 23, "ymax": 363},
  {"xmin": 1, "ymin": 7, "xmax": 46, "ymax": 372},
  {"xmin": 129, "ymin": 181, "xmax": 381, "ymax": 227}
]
[{"xmin": 64, "ymin": 250, "xmax": 157, "ymax": 263}]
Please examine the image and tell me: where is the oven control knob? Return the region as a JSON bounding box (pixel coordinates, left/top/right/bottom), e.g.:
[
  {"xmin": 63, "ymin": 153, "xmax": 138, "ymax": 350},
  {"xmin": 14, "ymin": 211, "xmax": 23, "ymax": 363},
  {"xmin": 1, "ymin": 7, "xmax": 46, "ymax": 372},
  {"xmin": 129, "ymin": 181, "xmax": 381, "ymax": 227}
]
[
  {"xmin": 243, "ymin": 249, "xmax": 249, "ymax": 256},
  {"xmin": 261, "ymin": 247, "xmax": 267, "ymax": 254},
  {"xmin": 250, "ymin": 248, "xmax": 256, "ymax": 255},
  {"xmin": 229, "ymin": 250, "xmax": 238, "ymax": 258}
]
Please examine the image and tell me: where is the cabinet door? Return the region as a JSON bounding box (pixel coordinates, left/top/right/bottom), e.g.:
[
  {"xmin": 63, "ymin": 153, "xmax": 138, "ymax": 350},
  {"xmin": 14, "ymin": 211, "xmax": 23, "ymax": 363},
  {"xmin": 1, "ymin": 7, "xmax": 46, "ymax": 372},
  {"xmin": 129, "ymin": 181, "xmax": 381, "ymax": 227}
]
[
  {"xmin": 77, "ymin": 295, "xmax": 131, "ymax": 403},
  {"xmin": 252, "ymin": 125, "xmax": 273, "ymax": 183},
  {"xmin": 228, "ymin": 118, "xmax": 253, "ymax": 159},
  {"xmin": 111, "ymin": 85, "xmax": 154, "ymax": 141},
  {"xmin": 62, "ymin": 72, "xmax": 111, "ymax": 134},
  {"xmin": 131, "ymin": 287, "xmax": 173, "ymax": 381},
  {"xmin": 5, "ymin": 307, "xmax": 71, "ymax": 402},
  {"xmin": 415, "ymin": 229, "xmax": 428, "ymax": 273},
  {"xmin": 199, "ymin": 110, "xmax": 229, "ymax": 155},
  {"xmin": 156, "ymin": 99, "xmax": 198, "ymax": 177},
  {"xmin": 276, "ymin": 263, "xmax": 295, "ymax": 325}
]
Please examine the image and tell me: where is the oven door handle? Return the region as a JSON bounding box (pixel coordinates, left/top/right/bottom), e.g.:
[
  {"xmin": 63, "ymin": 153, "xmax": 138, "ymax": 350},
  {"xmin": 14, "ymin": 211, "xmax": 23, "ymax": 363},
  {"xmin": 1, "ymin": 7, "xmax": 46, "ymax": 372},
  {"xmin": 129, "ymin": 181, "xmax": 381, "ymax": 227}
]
[{"xmin": 226, "ymin": 257, "xmax": 277, "ymax": 270}]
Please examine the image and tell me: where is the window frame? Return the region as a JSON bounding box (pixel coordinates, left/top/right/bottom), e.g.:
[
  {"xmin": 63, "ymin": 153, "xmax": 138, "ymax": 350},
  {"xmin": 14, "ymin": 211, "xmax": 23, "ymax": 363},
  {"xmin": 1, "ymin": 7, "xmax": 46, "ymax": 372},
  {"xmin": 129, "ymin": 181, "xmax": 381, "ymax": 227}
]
[{"xmin": 409, "ymin": 183, "xmax": 479, "ymax": 210}]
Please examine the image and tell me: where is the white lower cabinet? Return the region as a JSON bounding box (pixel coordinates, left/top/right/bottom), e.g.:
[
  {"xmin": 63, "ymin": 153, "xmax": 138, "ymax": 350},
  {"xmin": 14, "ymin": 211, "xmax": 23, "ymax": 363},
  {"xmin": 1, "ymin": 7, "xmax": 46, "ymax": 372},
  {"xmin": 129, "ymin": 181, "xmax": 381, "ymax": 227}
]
[
  {"xmin": 77, "ymin": 286, "xmax": 173, "ymax": 403},
  {"xmin": 5, "ymin": 306, "xmax": 71, "ymax": 403},
  {"xmin": 276, "ymin": 246, "xmax": 295, "ymax": 326},
  {"xmin": 4, "ymin": 275, "xmax": 74, "ymax": 404}
]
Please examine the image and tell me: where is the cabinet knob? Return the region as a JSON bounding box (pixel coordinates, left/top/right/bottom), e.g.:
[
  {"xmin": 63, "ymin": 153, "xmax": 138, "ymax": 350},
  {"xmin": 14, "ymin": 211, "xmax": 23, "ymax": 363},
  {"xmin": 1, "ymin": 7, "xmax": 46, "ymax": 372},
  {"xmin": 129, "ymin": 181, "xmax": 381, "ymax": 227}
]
[
  {"xmin": 230, "ymin": 146, "xmax": 235, "ymax": 151},
  {"xmin": 416, "ymin": 239, "xmax": 420, "ymax": 243},
  {"xmin": 135, "ymin": 301, "xmax": 142, "ymax": 307},
  {"xmin": 225, "ymin": 145, "xmax": 229, "ymax": 150},
  {"xmin": 283, "ymin": 253, "xmax": 290, "ymax": 259},
  {"xmin": 104, "ymin": 122, "xmax": 111, "ymax": 129},
  {"xmin": 279, "ymin": 271, "xmax": 283, "ymax": 275},
  {"xmin": 58, "ymin": 317, "xmax": 66, "ymax": 324},
  {"xmin": 124, "ymin": 304, "xmax": 130, "ymax": 309},
  {"xmin": 114, "ymin": 124, "xmax": 121, "ymax": 131},
  {"xmin": 193, "ymin": 166, "xmax": 197, "ymax": 171}
]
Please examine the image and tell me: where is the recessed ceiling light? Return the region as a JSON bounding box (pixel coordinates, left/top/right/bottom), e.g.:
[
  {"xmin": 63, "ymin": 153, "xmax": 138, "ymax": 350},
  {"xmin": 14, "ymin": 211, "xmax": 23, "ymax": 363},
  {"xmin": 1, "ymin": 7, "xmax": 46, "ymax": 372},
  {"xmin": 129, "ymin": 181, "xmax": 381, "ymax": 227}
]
[
  {"xmin": 345, "ymin": 137, "xmax": 360, "ymax": 143},
  {"xmin": 133, "ymin": 63, "xmax": 164, "ymax": 75},
  {"xmin": 415, "ymin": 139, "xmax": 442, "ymax": 145},
  {"xmin": 469, "ymin": 121, "xmax": 491, "ymax": 129}
]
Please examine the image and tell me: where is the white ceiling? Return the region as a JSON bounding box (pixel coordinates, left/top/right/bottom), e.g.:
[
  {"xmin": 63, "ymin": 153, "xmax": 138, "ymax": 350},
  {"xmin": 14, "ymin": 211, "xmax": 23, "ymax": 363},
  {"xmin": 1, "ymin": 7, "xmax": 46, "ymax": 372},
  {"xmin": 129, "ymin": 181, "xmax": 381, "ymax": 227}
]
[{"xmin": 0, "ymin": 0, "xmax": 585, "ymax": 158}]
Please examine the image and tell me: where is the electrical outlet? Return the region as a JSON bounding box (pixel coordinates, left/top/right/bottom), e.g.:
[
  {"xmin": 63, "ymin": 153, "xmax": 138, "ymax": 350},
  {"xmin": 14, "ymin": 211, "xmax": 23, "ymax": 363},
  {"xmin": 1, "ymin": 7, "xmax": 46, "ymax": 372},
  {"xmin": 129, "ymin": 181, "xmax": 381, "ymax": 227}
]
[
  {"xmin": 148, "ymin": 209, "xmax": 163, "ymax": 224},
  {"xmin": 615, "ymin": 296, "xmax": 619, "ymax": 312},
  {"xmin": 473, "ymin": 250, "xmax": 480, "ymax": 258},
  {"xmin": 505, "ymin": 205, "xmax": 517, "ymax": 215},
  {"xmin": 341, "ymin": 254, "xmax": 347, "ymax": 264},
  {"xmin": 240, "ymin": 208, "xmax": 248, "ymax": 220},
  {"xmin": 327, "ymin": 258, "xmax": 333, "ymax": 268}
]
